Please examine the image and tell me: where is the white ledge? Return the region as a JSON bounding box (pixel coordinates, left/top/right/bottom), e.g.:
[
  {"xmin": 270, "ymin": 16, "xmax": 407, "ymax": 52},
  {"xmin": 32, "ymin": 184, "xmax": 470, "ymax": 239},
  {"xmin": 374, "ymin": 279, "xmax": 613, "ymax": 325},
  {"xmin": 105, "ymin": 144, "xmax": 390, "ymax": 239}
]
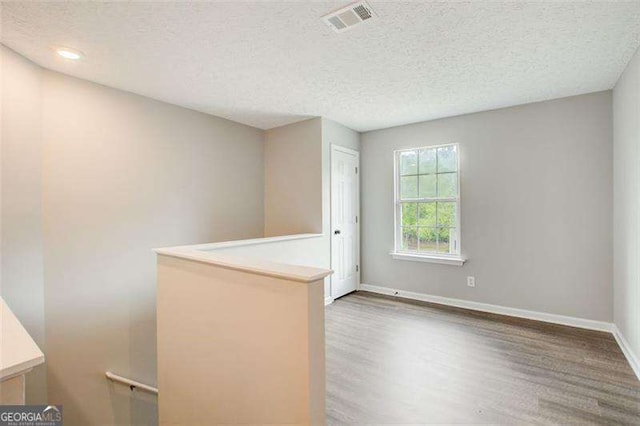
[
  {"xmin": 390, "ymin": 251, "xmax": 466, "ymax": 266},
  {"xmin": 157, "ymin": 233, "xmax": 324, "ymax": 252},
  {"xmin": 0, "ymin": 299, "xmax": 45, "ymax": 381},
  {"xmin": 155, "ymin": 234, "xmax": 332, "ymax": 283}
]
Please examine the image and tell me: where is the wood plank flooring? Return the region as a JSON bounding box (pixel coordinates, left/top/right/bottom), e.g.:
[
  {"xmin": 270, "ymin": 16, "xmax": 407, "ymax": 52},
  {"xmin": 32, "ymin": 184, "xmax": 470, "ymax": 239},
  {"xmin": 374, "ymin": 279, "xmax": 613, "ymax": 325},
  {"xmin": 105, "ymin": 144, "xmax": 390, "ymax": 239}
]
[{"xmin": 325, "ymin": 291, "xmax": 640, "ymax": 424}]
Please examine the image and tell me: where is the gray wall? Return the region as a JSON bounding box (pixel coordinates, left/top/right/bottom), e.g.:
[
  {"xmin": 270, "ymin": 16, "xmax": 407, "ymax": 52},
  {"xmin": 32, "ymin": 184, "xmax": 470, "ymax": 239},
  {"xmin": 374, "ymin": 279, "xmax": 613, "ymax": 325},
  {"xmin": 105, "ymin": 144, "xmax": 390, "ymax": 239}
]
[
  {"xmin": 0, "ymin": 46, "xmax": 47, "ymax": 404},
  {"xmin": 42, "ymin": 71, "xmax": 264, "ymax": 425},
  {"xmin": 361, "ymin": 92, "xmax": 613, "ymax": 322},
  {"xmin": 321, "ymin": 117, "xmax": 360, "ymax": 235},
  {"xmin": 263, "ymin": 117, "xmax": 361, "ymax": 239},
  {"xmin": 614, "ymin": 47, "xmax": 640, "ymax": 362},
  {"xmin": 264, "ymin": 118, "xmax": 323, "ymax": 237},
  {"xmin": 264, "ymin": 117, "xmax": 361, "ymax": 299},
  {"xmin": 322, "ymin": 118, "xmax": 360, "ymax": 153},
  {"xmin": 322, "ymin": 118, "xmax": 360, "ymax": 298},
  {"xmin": 2, "ymin": 46, "xmax": 265, "ymax": 425}
]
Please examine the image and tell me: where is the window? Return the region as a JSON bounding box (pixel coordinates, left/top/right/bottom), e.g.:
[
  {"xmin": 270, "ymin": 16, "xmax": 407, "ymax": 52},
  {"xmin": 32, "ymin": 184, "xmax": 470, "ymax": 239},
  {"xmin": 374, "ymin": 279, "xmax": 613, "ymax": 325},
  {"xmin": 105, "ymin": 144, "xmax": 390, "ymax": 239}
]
[{"xmin": 394, "ymin": 144, "xmax": 461, "ymax": 262}]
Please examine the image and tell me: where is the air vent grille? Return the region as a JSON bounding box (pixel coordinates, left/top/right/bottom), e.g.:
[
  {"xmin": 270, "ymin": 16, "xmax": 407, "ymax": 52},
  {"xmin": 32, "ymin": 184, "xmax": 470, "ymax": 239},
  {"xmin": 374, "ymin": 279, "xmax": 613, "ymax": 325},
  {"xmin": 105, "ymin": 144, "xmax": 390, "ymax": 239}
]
[
  {"xmin": 322, "ymin": 1, "xmax": 378, "ymax": 33},
  {"xmin": 328, "ymin": 16, "xmax": 347, "ymax": 30},
  {"xmin": 353, "ymin": 4, "xmax": 372, "ymax": 21}
]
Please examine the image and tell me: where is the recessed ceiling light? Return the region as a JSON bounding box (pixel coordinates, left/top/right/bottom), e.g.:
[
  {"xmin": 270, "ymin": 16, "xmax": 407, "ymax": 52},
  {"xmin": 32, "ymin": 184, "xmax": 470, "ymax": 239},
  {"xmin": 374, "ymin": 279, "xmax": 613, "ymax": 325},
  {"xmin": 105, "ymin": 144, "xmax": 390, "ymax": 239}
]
[{"xmin": 55, "ymin": 47, "xmax": 84, "ymax": 60}]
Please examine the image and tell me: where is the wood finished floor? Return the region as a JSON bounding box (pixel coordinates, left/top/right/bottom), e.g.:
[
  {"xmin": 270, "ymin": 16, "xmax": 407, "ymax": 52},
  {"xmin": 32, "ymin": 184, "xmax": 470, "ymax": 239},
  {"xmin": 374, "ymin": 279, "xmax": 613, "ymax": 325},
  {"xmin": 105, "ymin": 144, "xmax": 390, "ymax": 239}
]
[{"xmin": 325, "ymin": 291, "xmax": 640, "ymax": 425}]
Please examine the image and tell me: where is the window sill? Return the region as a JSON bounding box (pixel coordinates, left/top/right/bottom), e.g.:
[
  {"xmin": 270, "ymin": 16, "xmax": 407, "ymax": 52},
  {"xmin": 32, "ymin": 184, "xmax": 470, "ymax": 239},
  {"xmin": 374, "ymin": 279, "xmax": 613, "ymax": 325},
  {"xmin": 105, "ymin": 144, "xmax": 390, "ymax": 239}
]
[{"xmin": 389, "ymin": 252, "xmax": 466, "ymax": 266}]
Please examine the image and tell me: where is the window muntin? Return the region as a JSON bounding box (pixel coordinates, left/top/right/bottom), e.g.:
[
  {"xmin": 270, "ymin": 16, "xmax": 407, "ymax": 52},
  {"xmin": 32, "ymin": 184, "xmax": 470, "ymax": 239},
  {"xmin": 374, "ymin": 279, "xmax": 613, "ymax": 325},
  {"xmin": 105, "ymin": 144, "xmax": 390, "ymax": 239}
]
[{"xmin": 395, "ymin": 144, "xmax": 460, "ymax": 256}]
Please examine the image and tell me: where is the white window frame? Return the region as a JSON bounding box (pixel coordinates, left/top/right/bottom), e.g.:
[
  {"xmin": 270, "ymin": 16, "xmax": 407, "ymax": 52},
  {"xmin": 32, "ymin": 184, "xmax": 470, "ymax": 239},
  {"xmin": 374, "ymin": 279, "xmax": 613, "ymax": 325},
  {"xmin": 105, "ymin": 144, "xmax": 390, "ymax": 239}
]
[{"xmin": 391, "ymin": 143, "xmax": 465, "ymax": 266}]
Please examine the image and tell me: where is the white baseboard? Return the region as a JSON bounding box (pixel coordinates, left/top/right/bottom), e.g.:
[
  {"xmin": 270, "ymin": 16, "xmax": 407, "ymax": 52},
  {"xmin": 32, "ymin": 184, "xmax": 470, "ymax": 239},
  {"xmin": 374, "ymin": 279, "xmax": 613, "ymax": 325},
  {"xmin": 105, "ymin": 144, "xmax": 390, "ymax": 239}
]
[
  {"xmin": 359, "ymin": 283, "xmax": 613, "ymax": 333},
  {"xmin": 612, "ymin": 325, "xmax": 640, "ymax": 381},
  {"xmin": 324, "ymin": 296, "xmax": 334, "ymax": 306}
]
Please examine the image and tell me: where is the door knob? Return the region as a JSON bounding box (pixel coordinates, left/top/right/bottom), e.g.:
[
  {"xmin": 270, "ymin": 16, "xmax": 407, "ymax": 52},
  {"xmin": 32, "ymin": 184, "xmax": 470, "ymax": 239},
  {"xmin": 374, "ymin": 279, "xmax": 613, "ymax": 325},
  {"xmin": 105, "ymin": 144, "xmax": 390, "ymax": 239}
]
[{"xmin": 334, "ymin": 230, "xmax": 341, "ymax": 235}]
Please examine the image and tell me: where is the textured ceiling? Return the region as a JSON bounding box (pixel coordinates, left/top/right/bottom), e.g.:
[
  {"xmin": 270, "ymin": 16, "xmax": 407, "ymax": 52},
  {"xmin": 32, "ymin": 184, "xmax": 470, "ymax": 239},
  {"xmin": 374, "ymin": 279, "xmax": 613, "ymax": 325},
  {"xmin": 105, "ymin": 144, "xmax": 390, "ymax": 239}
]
[{"xmin": 1, "ymin": 1, "xmax": 639, "ymax": 132}]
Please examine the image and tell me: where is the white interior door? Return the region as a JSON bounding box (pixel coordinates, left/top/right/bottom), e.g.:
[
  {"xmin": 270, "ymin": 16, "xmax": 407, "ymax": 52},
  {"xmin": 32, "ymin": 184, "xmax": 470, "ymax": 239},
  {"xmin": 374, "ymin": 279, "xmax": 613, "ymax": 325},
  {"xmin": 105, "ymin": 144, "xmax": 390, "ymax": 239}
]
[{"xmin": 331, "ymin": 145, "xmax": 359, "ymax": 299}]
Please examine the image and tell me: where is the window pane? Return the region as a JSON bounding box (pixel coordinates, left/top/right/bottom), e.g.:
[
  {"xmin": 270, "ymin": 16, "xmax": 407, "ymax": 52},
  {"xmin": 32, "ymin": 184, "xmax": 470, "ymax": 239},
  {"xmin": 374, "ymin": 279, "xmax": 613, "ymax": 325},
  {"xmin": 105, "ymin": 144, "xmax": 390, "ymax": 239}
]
[
  {"xmin": 418, "ymin": 148, "xmax": 436, "ymax": 175},
  {"xmin": 418, "ymin": 175, "xmax": 436, "ymax": 198},
  {"xmin": 437, "ymin": 202, "xmax": 456, "ymax": 227},
  {"xmin": 437, "ymin": 173, "xmax": 457, "ymax": 198},
  {"xmin": 418, "ymin": 228, "xmax": 437, "ymax": 253},
  {"xmin": 401, "ymin": 203, "xmax": 417, "ymax": 226},
  {"xmin": 417, "ymin": 203, "xmax": 436, "ymax": 227},
  {"xmin": 401, "ymin": 227, "xmax": 418, "ymax": 251},
  {"xmin": 399, "ymin": 151, "xmax": 417, "ymax": 176},
  {"xmin": 437, "ymin": 145, "xmax": 457, "ymax": 173},
  {"xmin": 401, "ymin": 176, "xmax": 418, "ymax": 198},
  {"xmin": 438, "ymin": 228, "xmax": 457, "ymax": 254}
]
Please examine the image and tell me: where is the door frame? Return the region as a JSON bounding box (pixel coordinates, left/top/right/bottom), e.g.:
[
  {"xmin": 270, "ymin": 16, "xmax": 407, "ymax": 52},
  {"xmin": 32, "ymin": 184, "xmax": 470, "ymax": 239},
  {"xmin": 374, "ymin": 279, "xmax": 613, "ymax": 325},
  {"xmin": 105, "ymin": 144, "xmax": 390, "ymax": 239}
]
[{"xmin": 330, "ymin": 144, "xmax": 361, "ymax": 299}]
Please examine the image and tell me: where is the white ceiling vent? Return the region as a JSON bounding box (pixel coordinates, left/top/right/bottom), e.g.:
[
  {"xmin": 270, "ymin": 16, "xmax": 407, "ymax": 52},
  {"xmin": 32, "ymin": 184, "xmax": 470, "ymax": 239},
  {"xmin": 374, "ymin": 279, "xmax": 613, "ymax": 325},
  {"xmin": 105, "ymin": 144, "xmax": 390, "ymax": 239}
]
[{"xmin": 322, "ymin": 1, "xmax": 378, "ymax": 33}]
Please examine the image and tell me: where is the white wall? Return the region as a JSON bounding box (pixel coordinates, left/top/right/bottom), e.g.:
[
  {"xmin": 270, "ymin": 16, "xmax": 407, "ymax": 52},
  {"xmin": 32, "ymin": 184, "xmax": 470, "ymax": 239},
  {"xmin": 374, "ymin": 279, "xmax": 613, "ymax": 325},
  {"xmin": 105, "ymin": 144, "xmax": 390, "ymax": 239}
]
[
  {"xmin": 613, "ymin": 46, "xmax": 640, "ymax": 370},
  {"xmin": 361, "ymin": 92, "xmax": 613, "ymax": 322},
  {"xmin": 1, "ymin": 45, "xmax": 265, "ymax": 425},
  {"xmin": 0, "ymin": 46, "xmax": 47, "ymax": 404}
]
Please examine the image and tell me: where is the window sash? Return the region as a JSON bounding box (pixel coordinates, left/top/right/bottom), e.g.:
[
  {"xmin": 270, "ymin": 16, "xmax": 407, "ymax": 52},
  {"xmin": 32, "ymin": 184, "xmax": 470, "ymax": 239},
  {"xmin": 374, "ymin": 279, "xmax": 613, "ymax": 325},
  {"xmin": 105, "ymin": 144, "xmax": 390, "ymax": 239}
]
[
  {"xmin": 399, "ymin": 226, "xmax": 458, "ymax": 253},
  {"xmin": 394, "ymin": 144, "xmax": 461, "ymax": 257},
  {"xmin": 397, "ymin": 197, "xmax": 458, "ymax": 203}
]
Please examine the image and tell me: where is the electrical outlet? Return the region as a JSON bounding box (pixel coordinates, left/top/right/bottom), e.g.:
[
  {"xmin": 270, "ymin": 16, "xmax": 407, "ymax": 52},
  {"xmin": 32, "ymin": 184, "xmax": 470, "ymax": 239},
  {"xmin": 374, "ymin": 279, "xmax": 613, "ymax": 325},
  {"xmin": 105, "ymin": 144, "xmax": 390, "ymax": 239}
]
[{"xmin": 467, "ymin": 276, "xmax": 476, "ymax": 287}]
